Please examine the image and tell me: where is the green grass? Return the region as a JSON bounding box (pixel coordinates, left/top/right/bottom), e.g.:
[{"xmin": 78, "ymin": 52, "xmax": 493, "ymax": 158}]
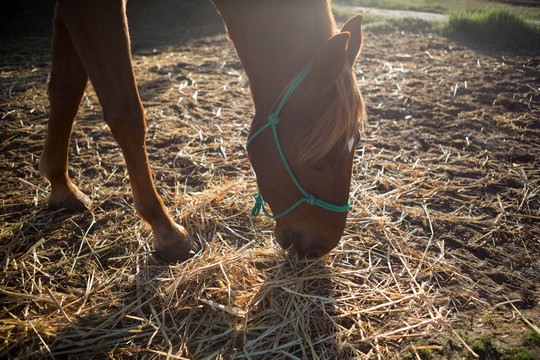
[
  {"xmin": 445, "ymin": 9, "xmax": 540, "ymax": 50},
  {"xmin": 334, "ymin": 4, "xmax": 540, "ymax": 51},
  {"xmin": 469, "ymin": 334, "xmax": 498, "ymax": 359},
  {"xmin": 334, "ymin": 0, "xmax": 540, "ymax": 20},
  {"xmin": 461, "ymin": 332, "xmax": 540, "ymax": 360},
  {"xmin": 501, "ymin": 346, "xmax": 537, "ymax": 360},
  {"xmin": 522, "ymin": 329, "xmax": 540, "ymax": 346}
]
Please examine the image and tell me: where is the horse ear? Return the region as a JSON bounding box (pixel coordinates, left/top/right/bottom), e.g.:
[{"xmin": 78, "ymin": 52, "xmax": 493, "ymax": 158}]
[
  {"xmin": 307, "ymin": 32, "xmax": 349, "ymax": 92},
  {"xmin": 340, "ymin": 14, "xmax": 363, "ymax": 65}
]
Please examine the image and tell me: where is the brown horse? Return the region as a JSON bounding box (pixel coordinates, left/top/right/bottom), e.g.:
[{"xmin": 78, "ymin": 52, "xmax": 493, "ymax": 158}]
[{"xmin": 39, "ymin": 0, "xmax": 365, "ymax": 262}]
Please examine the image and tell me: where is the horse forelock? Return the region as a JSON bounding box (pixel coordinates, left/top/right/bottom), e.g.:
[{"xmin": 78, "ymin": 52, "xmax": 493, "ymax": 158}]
[{"xmin": 296, "ymin": 66, "xmax": 365, "ymax": 164}]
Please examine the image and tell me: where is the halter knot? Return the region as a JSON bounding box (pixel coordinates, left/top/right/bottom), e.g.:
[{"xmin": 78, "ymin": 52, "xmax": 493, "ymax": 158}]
[
  {"xmin": 251, "ymin": 193, "xmax": 264, "ymax": 217},
  {"xmin": 268, "ymin": 113, "xmax": 280, "ymax": 126}
]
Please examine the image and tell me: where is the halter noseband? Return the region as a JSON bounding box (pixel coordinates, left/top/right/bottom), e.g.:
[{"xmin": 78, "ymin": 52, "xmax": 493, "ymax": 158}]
[{"xmin": 246, "ymin": 64, "xmax": 351, "ymax": 219}]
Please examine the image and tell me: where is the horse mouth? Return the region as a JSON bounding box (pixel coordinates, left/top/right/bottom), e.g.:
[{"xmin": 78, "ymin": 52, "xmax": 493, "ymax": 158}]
[{"xmin": 277, "ymin": 228, "xmax": 330, "ymax": 259}]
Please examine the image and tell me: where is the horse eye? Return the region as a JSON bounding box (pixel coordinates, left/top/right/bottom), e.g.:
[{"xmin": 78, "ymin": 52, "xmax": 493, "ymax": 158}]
[{"xmin": 307, "ymin": 159, "xmax": 326, "ymax": 172}]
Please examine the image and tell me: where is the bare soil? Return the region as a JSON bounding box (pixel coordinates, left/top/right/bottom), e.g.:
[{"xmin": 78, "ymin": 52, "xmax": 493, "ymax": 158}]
[{"xmin": 1, "ymin": 5, "xmax": 539, "ymax": 359}]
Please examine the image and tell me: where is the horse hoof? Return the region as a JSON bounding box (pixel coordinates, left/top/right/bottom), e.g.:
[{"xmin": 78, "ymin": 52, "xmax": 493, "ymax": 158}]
[
  {"xmin": 155, "ymin": 235, "xmax": 199, "ymax": 263},
  {"xmin": 49, "ymin": 189, "xmax": 91, "ymax": 212}
]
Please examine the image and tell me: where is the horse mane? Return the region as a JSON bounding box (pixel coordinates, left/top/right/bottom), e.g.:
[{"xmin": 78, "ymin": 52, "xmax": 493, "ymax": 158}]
[{"xmin": 296, "ymin": 65, "xmax": 366, "ymax": 164}]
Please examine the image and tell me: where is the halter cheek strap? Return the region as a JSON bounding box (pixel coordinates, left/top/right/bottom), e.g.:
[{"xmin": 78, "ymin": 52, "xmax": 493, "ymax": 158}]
[{"xmin": 246, "ymin": 64, "xmax": 351, "ymax": 219}]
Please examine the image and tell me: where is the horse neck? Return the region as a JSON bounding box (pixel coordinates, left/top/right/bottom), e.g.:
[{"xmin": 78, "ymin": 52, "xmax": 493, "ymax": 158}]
[{"xmin": 212, "ymin": 0, "xmax": 335, "ymax": 116}]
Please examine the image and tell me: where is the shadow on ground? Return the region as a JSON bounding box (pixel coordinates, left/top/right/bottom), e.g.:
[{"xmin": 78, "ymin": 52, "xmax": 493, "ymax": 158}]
[{"xmin": 1, "ymin": 0, "xmax": 224, "ymax": 60}]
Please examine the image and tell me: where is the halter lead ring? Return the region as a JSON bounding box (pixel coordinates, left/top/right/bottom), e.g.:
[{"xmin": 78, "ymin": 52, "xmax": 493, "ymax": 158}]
[{"xmin": 246, "ymin": 64, "xmax": 351, "ymax": 219}]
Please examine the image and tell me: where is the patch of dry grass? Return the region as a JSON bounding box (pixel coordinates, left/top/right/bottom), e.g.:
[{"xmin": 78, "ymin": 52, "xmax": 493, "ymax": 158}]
[{"xmin": 0, "ymin": 174, "xmax": 471, "ymax": 358}]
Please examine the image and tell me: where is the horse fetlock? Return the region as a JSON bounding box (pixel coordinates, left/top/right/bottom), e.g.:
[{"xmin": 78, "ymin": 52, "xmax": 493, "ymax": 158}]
[
  {"xmin": 39, "ymin": 157, "xmax": 91, "ymax": 212},
  {"xmin": 39, "ymin": 152, "xmax": 71, "ymax": 182},
  {"xmin": 153, "ymin": 222, "xmax": 199, "ymax": 262},
  {"xmin": 38, "ymin": 158, "xmax": 50, "ymax": 181},
  {"xmin": 48, "ymin": 185, "xmax": 91, "ymax": 212},
  {"xmin": 38, "ymin": 154, "xmax": 59, "ymax": 180}
]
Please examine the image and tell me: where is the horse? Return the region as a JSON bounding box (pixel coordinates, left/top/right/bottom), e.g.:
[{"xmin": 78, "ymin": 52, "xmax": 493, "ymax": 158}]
[{"xmin": 39, "ymin": 0, "xmax": 365, "ymax": 262}]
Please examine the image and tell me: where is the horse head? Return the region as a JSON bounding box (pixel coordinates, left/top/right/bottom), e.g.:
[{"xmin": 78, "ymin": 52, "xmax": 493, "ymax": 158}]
[{"xmin": 247, "ymin": 15, "xmax": 365, "ymax": 258}]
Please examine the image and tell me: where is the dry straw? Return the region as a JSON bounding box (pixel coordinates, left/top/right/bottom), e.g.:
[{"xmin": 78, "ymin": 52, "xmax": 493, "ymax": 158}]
[{"xmin": 0, "ymin": 180, "xmax": 471, "ymax": 359}]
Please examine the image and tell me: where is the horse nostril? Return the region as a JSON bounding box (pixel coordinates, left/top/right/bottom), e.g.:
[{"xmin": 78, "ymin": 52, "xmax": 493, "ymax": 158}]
[
  {"xmin": 280, "ymin": 229, "xmax": 328, "ymax": 258},
  {"xmin": 280, "ymin": 229, "xmax": 301, "ymax": 250},
  {"xmin": 303, "ymin": 246, "xmax": 327, "ymax": 259}
]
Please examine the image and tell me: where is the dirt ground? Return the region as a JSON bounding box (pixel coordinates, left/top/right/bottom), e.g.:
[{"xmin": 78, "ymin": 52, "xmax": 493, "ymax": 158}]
[
  {"xmin": 1, "ymin": 3, "xmax": 539, "ymax": 359},
  {"xmin": 355, "ymin": 31, "xmax": 540, "ymax": 359}
]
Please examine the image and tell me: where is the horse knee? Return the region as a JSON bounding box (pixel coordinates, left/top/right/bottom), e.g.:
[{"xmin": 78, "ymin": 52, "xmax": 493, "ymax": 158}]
[
  {"xmin": 105, "ymin": 107, "xmax": 147, "ymax": 147},
  {"xmin": 48, "ymin": 70, "xmax": 87, "ymax": 107}
]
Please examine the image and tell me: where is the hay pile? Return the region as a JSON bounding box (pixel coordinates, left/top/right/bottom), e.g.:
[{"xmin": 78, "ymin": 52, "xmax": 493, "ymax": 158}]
[
  {"xmin": 0, "ymin": 164, "xmax": 468, "ymax": 359},
  {"xmin": 1, "ymin": 28, "xmax": 538, "ymax": 359}
]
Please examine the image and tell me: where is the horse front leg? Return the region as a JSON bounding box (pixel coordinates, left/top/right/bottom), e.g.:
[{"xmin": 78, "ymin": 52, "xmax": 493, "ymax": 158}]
[
  {"xmin": 39, "ymin": 3, "xmax": 91, "ymax": 211},
  {"xmin": 52, "ymin": 0, "xmax": 197, "ymax": 261},
  {"xmin": 106, "ymin": 108, "xmax": 197, "ymax": 262}
]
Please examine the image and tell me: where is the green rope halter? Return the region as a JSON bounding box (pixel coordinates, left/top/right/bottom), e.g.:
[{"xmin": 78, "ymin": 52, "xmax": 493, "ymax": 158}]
[{"xmin": 246, "ymin": 64, "xmax": 351, "ymax": 219}]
